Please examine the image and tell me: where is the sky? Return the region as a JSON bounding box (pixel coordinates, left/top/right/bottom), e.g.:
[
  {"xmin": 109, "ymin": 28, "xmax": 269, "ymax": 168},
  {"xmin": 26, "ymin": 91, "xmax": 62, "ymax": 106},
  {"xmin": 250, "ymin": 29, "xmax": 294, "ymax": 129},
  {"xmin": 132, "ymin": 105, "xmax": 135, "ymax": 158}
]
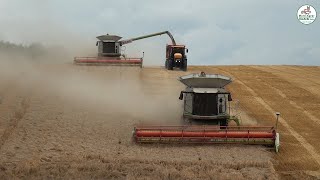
[{"xmin": 0, "ymin": 0, "xmax": 319, "ymax": 65}]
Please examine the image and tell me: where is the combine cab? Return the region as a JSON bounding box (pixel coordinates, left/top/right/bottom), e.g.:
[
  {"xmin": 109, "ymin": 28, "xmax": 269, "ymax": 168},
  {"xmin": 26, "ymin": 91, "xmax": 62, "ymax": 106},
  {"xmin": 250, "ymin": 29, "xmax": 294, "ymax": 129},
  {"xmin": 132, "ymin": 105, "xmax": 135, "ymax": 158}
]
[
  {"xmin": 178, "ymin": 72, "xmax": 233, "ymax": 125},
  {"xmin": 165, "ymin": 45, "xmax": 188, "ymax": 71}
]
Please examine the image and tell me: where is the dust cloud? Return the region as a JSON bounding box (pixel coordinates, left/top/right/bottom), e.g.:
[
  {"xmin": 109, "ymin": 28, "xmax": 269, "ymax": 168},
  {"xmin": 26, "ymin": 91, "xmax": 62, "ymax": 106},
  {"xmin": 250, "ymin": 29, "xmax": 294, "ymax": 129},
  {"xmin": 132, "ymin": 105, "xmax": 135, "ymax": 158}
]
[
  {"xmin": 0, "ymin": 45, "xmax": 182, "ymax": 125},
  {"xmin": 0, "ymin": 5, "xmax": 180, "ymax": 124}
]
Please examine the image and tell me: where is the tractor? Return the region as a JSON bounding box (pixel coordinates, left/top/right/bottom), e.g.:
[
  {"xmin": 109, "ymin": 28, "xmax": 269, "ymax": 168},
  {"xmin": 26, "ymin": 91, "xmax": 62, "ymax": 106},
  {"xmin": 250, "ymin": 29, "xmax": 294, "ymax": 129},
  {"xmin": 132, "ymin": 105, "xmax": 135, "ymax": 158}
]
[{"xmin": 165, "ymin": 45, "xmax": 188, "ymax": 71}]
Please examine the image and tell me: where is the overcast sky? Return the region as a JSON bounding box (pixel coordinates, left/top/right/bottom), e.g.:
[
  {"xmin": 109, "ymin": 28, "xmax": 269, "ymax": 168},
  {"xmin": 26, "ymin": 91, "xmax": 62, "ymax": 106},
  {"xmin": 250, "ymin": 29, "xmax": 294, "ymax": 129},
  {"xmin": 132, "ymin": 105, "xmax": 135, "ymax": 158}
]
[{"xmin": 0, "ymin": 0, "xmax": 319, "ymax": 65}]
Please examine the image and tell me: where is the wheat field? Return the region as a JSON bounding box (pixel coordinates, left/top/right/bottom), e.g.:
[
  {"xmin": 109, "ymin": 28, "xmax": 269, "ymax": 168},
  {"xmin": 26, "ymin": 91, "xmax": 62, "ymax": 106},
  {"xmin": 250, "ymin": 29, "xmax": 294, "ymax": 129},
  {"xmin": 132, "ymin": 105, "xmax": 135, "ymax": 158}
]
[{"xmin": 0, "ymin": 64, "xmax": 319, "ymax": 179}]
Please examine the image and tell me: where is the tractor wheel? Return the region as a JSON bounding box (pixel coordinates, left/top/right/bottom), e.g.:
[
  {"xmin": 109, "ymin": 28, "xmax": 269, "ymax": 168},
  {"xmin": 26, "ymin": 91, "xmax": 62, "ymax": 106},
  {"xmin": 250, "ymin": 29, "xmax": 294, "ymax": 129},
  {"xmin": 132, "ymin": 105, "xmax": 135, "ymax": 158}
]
[
  {"xmin": 165, "ymin": 59, "xmax": 168, "ymax": 69},
  {"xmin": 168, "ymin": 59, "xmax": 174, "ymax": 70},
  {"xmin": 181, "ymin": 59, "xmax": 187, "ymax": 71}
]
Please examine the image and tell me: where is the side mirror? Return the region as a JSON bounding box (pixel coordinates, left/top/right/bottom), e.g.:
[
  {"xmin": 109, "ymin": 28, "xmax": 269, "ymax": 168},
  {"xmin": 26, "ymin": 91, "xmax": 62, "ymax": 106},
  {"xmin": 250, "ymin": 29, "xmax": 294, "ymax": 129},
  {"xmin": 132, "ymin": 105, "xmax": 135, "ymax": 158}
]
[
  {"xmin": 96, "ymin": 41, "xmax": 99, "ymax": 46},
  {"xmin": 186, "ymin": 49, "xmax": 189, "ymax": 53},
  {"xmin": 179, "ymin": 92, "xmax": 184, "ymax": 100},
  {"xmin": 228, "ymin": 94, "xmax": 232, "ymax": 101}
]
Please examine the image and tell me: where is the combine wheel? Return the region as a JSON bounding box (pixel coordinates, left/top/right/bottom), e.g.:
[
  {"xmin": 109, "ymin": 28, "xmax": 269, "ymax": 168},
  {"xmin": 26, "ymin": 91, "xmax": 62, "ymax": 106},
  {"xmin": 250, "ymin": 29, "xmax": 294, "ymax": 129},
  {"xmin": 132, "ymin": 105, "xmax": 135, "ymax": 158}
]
[
  {"xmin": 181, "ymin": 116, "xmax": 192, "ymax": 125},
  {"xmin": 220, "ymin": 120, "xmax": 228, "ymax": 129},
  {"xmin": 228, "ymin": 116, "xmax": 241, "ymax": 126}
]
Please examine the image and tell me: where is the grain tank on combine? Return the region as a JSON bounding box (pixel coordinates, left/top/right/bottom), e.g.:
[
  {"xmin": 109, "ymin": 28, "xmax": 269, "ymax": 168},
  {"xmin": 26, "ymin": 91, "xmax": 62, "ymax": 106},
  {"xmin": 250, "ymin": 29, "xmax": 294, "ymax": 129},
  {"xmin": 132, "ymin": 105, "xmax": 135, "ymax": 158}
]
[{"xmin": 133, "ymin": 72, "xmax": 280, "ymax": 152}]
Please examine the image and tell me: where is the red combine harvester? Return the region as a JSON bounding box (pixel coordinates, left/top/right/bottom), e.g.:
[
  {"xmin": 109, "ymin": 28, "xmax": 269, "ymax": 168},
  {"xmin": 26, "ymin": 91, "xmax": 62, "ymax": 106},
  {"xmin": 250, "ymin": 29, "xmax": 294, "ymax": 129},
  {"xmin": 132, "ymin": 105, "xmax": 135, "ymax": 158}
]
[
  {"xmin": 133, "ymin": 72, "xmax": 280, "ymax": 152},
  {"xmin": 74, "ymin": 31, "xmax": 181, "ymax": 67}
]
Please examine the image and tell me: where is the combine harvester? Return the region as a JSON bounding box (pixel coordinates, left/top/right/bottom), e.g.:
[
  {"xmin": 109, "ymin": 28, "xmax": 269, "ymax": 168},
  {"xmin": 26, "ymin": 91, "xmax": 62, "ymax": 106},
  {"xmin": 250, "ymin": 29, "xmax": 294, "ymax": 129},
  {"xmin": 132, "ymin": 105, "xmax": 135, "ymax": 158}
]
[
  {"xmin": 74, "ymin": 31, "xmax": 188, "ymax": 70},
  {"xmin": 133, "ymin": 72, "xmax": 280, "ymax": 152}
]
